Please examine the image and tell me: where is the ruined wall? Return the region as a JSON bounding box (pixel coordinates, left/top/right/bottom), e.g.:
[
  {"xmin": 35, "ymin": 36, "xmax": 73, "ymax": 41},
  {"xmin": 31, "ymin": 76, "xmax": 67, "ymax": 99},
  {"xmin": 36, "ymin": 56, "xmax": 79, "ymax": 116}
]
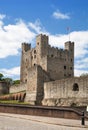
[
  {"xmin": 20, "ymin": 43, "xmax": 31, "ymax": 83},
  {"xmin": 19, "ymin": 34, "xmax": 75, "ymax": 105},
  {"xmin": 36, "ymin": 66, "xmax": 50, "ymax": 104},
  {"xmin": 25, "ymin": 65, "xmax": 50, "ymax": 105},
  {"xmin": 20, "ymin": 34, "xmax": 74, "ymax": 84},
  {"xmin": 47, "ymin": 57, "xmax": 64, "ymax": 80},
  {"xmin": 42, "ymin": 77, "xmax": 88, "ymax": 106},
  {"xmin": 0, "ymin": 82, "xmax": 9, "ymax": 95},
  {"xmin": 25, "ymin": 66, "xmax": 37, "ymax": 104},
  {"xmin": 47, "ymin": 41, "xmax": 74, "ymax": 79},
  {"xmin": 10, "ymin": 83, "xmax": 26, "ymax": 93}
]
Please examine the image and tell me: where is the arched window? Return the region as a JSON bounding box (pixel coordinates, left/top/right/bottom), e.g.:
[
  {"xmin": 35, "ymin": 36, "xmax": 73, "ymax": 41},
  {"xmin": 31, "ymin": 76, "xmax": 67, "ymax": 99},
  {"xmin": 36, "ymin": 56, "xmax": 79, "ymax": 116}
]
[
  {"xmin": 37, "ymin": 42, "xmax": 39, "ymax": 45},
  {"xmin": 51, "ymin": 54, "xmax": 53, "ymax": 57},
  {"xmin": 34, "ymin": 50, "xmax": 36, "ymax": 54},
  {"xmin": 25, "ymin": 79, "xmax": 27, "ymax": 83},
  {"xmin": 64, "ymin": 66, "xmax": 66, "ymax": 69},
  {"xmin": 34, "ymin": 55, "xmax": 36, "ymax": 58},
  {"xmin": 73, "ymin": 83, "xmax": 79, "ymax": 91}
]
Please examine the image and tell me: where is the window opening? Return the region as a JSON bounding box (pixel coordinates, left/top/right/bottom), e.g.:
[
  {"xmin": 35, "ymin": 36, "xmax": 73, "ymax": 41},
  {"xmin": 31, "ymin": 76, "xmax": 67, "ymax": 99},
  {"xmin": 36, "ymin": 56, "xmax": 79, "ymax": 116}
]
[{"xmin": 73, "ymin": 83, "xmax": 79, "ymax": 91}]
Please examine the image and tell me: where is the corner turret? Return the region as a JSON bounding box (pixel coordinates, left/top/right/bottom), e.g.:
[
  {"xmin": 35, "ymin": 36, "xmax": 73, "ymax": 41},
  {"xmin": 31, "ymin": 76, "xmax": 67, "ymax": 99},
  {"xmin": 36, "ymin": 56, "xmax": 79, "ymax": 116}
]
[
  {"xmin": 22, "ymin": 43, "xmax": 31, "ymax": 52},
  {"xmin": 65, "ymin": 41, "xmax": 74, "ymax": 53},
  {"xmin": 36, "ymin": 34, "xmax": 48, "ymax": 57}
]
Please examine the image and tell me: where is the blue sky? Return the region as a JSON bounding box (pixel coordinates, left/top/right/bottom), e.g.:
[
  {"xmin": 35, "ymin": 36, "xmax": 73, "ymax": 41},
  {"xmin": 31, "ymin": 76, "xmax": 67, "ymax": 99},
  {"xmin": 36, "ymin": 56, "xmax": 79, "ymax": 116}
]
[{"xmin": 0, "ymin": 0, "xmax": 88, "ymax": 79}]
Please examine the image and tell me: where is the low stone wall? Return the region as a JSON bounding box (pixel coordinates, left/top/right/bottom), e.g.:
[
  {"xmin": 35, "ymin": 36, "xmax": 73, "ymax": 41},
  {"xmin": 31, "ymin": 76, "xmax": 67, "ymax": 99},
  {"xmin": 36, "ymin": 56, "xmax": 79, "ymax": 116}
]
[
  {"xmin": 0, "ymin": 104, "xmax": 87, "ymax": 120},
  {"xmin": 10, "ymin": 83, "xmax": 26, "ymax": 93},
  {"xmin": 0, "ymin": 91, "xmax": 26, "ymax": 101},
  {"xmin": 43, "ymin": 77, "xmax": 88, "ymax": 106},
  {"xmin": 0, "ymin": 81, "xmax": 9, "ymax": 95}
]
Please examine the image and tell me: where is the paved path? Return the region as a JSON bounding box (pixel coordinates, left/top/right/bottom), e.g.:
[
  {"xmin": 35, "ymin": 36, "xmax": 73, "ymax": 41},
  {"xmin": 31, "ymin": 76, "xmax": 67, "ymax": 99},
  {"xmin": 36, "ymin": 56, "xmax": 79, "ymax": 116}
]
[{"xmin": 0, "ymin": 113, "xmax": 88, "ymax": 130}]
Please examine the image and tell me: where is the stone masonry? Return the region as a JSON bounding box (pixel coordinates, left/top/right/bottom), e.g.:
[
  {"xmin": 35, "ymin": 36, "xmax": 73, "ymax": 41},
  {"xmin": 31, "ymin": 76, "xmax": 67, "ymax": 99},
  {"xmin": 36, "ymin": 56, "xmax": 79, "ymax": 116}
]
[
  {"xmin": 0, "ymin": 81, "xmax": 9, "ymax": 95},
  {"xmin": 42, "ymin": 77, "xmax": 88, "ymax": 106},
  {"xmin": 20, "ymin": 34, "xmax": 75, "ymax": 105},
  {"xmin": 10, "ymin": 34, "xmax": 88, "ymax": 106}
]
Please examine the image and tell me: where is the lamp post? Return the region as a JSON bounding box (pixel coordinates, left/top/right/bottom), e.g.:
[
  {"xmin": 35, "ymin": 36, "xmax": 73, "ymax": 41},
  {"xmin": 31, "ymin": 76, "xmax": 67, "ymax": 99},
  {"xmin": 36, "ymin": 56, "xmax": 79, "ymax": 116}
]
[{"xmin": 81, "ymin": 111, "xmax": 85, "ymax": 125}]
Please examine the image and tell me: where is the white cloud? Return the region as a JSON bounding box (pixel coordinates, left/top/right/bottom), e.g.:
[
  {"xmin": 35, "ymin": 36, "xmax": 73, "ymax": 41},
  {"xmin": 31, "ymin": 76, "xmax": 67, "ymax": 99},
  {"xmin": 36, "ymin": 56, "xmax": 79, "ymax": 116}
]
[
  {"xmin": 48, "ymin": 31, "xmax": 88, "ymax": 76},
  {"xmin": 71, "ymin": 31, "xmax": 88, "ymax": 58},
  {"xmin": 0, "ymin": 19, "xmax": 35, "ymax": 58},
  {"xmin": 52, "ymin": 10, "xmax": 70, "ymax": 20},
  {"xmin": 0, "ymin": 14, "xmax": 6, "ymax": 20},
  {"xmin": 74, "ymin": 69, "xmax": 88, "ymax": 77},
  {"xmin": 28, "ymin": 19, "xmax": 48, "ymax": 35},
  {"xmin": 0, "ymin": 18, "xmax": 50, "ymax": 59},
  {"xmin": 49, "ymin": 31, "xmax": 88, "ymax": 58},
  {"xmin": 0, "ymin": 66, "xmax": 20, "ymax": 78},
  {"xmin": 0, "ymin": 14, "xmax": 88, "ymax": 77}
]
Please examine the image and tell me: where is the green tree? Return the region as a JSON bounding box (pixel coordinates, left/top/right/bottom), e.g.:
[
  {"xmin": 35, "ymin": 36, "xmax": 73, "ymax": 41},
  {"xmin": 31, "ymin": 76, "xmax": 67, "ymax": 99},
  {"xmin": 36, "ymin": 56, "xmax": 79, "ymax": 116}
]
[
  {"xmin": 3, "ymin": 78, "xmax": 13, "ymax": 85},
  {"xmin": 80, "ymin": 73, "xmax": 88, "ymax": 77},
  {"xmin": 13, "ymin": 80, "xmax": 20, "ymax": 85},
  {"xmin": 0, "ymin": 73, "xmax": 4, "ymax": 81}
]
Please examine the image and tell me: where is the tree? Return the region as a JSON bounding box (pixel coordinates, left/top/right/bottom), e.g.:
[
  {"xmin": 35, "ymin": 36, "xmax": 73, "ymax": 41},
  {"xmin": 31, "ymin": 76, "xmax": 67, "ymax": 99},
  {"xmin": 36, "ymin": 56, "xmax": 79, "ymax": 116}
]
[
  {"xmin": 3, "ymin": 78, "xmax": 13, "ymax": 85},
  {"xmin": 0, "ymin": 73, "xmax": 4, "ymax": 81},
  {"xmin": 80, "ymin": 73, "xmax": 88, "ymax": 77},
  {"xmin": 13, "ymin": 80, "xmax": 20, "ymax": 85},
  {"xmin": 0, "ymin": 72, "xmax": 20, "ymax": 86}
]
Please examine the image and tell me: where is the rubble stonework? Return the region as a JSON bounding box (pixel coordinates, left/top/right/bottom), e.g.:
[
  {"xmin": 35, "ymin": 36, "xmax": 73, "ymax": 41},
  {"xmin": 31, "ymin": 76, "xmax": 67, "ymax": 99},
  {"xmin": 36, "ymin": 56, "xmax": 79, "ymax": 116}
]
[
  {"xmin": 42, "ymin": 77, "xmax": 88, "ymax": 106},
  {"xmin": 0, "ymin": 81, "xmax": 9, "ymax": 95},
  {"xmin": 10, "ymin": 34, "xmax": 88, "ymax": 106}
]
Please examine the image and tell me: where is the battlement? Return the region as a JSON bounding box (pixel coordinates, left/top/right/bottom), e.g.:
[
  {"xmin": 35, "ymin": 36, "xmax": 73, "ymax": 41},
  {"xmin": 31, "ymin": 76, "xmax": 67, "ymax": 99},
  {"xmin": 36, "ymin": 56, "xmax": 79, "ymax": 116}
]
[
  {"xmin": 20, "ymin": 34, "xmax": 74, "ymax": 83},
  {"xmin": 22, "ymin": 42, "xmax": 31, "ymax": 52},
  {"xmin": 8, "ymin": 33, "xmax": 88, "ymax": 107},
  {"xmin": 65, "ymin": 41, "xmax": 74, "ymax": 51},
  {"xmin": 36, "ymin": 34, "xmax": 48, "ymax": 39}
]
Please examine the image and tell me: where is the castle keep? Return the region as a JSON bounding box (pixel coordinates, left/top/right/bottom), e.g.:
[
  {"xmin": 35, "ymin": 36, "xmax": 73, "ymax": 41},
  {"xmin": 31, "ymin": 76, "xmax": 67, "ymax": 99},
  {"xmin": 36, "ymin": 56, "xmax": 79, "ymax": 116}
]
[
  {"xmin": 20, "ymin": 34, "xmax": 74, "ymax": 83},
  {"xmin": 9, "ymin": 34, "xmax": 88, "ymax": 106}
]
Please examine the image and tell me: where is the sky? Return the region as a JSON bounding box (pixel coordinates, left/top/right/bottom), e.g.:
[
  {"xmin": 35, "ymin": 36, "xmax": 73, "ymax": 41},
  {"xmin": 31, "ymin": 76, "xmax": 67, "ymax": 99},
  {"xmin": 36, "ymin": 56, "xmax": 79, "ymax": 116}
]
[{"xmin": 0, "ymin": 0, "xmax": 88, "ymax": 80}]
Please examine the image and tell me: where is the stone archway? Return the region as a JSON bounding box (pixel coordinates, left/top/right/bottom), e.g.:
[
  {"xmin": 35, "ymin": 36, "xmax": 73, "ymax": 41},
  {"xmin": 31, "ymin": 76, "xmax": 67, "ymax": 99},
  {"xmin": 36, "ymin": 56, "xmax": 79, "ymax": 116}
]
[{"xmin": 73, "ymin": 83, "xmax": 79, "ymax": 91}]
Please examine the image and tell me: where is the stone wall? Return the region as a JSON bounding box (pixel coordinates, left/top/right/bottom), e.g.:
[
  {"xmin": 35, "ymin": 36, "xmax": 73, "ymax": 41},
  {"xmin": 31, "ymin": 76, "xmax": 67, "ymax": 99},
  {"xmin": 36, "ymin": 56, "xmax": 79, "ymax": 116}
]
[
  {"xmin": 42, "ymin": 77, "xmax": 88, "ymax": 106},
  {"xmin": 20, "ymin": 43, "xmax": 31, "ymax": 83},
  {"xmin": 25, "ymin": 66, "xmax": 37, "ymax": 104},
  {"xmin": 47, "ymin": 57, "xmax": 64, "ymax": 80},
  {"xmin": 0, "ymin": 81, "xmax": 9, "ymax": 95},
  {"xmin": 18, "ymin": 34, "xmax": 75, "ymax": 105},
  {"xmin": 36, "ymin": 65, "xmax": 50, "ymax": 104},
  {"xmin": 0, "ymin": 104, "xmax": 86, "ymax": 120},
  {"xmin": 10, "ymin": 83, "xmax": 26, "ymax": 93},
  {"xmin": 20, "ymin": 34, "xmax": 74, "ymax": 84},
  {"xmin": 25, "ymin": 65, "xmax": 50, "ymax": 105}
]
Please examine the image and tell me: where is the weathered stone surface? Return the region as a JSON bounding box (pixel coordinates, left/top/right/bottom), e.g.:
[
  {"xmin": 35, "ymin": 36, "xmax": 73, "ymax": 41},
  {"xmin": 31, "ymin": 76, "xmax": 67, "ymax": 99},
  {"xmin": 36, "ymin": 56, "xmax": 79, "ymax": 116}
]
[
  {"xmin": 42, "ymin": 77, "xmax": 88, "ymax": 106},
  {"xmin": 9, "ymin": 34, "xmax": 88, "ymax": 106},
  {"xmin": 0, "ymin": 81, "xmax": 9, "ymax": 95},
  {"xmin": 10, "ymin": 83, "xmax": 26, "ymax": 93}
]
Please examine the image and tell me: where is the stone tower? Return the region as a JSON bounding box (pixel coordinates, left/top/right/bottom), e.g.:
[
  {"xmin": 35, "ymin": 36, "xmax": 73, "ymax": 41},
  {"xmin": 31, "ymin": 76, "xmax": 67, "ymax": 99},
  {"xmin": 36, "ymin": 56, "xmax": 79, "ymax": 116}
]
[
  {"xmin": 64, "ymin": 41, "xmax": 74, "ymax": 77},
  {"xmin": 20, "ymin": 34, "xmax": 74, "ymax": 105},
  {"xmin": 20, "ymin": 43, "xmax": 31, "ymax": 83}
]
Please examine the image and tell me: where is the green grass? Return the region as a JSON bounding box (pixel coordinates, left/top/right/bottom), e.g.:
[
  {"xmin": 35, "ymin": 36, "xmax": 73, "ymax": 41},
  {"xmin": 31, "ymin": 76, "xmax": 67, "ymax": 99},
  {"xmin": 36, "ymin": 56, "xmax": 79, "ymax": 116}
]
[
  {"xmin": 5, "ymin": 90, "xmax": 26, "ymax": 95},
  {"xmin": 0, "ymin": 100, "xmax": 30, "ymax": 105}
]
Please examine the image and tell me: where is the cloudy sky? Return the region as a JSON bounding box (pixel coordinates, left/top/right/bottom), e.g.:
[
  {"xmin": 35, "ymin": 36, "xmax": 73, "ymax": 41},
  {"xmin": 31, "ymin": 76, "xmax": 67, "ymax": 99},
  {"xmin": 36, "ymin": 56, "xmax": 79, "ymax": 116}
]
[{"xmin": 0, "ymin": 0, "xmax": 88, "ymax": 79}]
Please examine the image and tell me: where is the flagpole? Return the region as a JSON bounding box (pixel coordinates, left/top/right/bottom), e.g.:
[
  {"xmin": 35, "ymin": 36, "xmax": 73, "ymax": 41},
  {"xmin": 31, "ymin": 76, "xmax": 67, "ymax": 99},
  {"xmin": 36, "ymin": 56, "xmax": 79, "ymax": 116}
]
[{"xmin": 67, "ymin": 27, "xmax": 70, "ymax": 41}]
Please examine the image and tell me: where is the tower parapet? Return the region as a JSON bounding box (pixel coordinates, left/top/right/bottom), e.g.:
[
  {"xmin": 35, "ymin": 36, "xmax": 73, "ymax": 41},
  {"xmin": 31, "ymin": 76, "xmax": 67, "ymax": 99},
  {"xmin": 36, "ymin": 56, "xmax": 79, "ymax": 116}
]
[
  {"xmin": 65, "ymin": 41, "xmax": 74, "ymax": 52},
  {"xmin": 22, "ymin": 43, "xmax": 31, "ymax": 52},
  {"xmin": 20, "ymin": 34, "xmax": 75, "ymax": 104},
  {"xmin": 64, "ymin": 41, "xmax": 74, "ymax": 77},
  {"xmin": 36, "ymin": 34, "xmax": 48, "ymax": 57}
]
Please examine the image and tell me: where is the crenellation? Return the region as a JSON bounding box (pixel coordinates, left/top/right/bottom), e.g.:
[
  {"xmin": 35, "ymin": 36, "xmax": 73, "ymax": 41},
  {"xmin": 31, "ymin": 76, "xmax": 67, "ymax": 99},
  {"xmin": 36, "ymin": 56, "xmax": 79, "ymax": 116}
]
[
  {"xmin": 0, "ymin": 81, "xmax": 9, "ymax": 95},
  {"xmin": 22, "ymin": 43, "xmax": 31, "ymax": 52},
  {"xmin": 20, "ymin": 34, "xmax": 75, "ymax": 104},
  {"xmin": 6, "ymin": 33, "xmax": 88, "ymax": 106},
  {"xmin": 42, "ymin": 77, "xmax": 88, "ymax": 106}
]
